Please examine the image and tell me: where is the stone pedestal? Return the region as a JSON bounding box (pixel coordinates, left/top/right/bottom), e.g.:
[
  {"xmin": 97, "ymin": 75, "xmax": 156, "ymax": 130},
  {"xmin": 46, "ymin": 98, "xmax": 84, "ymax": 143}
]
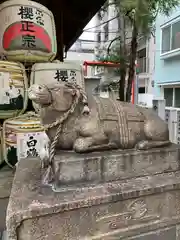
[
  {"xmin": 53, "ymin": 144, "xmax": 179, "ymax": 187},
  {"xmin": 6, "ymin": 144, "xmax": 180, "ymax": 240},
  {"xmin": 0, "ymin": 165, "xmax": 14, "ymax": 235}
]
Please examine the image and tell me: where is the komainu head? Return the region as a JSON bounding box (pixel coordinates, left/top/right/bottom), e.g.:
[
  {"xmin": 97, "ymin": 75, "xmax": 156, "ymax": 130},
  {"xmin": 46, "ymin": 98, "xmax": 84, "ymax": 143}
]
[{"xmin": 28, "ymin": 82, "xmax": 88, "ymax": 113}]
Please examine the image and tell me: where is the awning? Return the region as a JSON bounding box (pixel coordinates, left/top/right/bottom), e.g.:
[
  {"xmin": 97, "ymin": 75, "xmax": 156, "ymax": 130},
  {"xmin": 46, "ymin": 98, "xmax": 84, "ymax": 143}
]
[{"xmin": 156, "ymin": 82, "xmax": 180, "ymax": 86}]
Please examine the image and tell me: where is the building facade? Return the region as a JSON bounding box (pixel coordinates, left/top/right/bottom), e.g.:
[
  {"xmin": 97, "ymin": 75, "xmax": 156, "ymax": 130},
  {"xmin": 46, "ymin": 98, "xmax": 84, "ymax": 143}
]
[
  {"xmin": 66, "ymin": 39, "xmax": 95, "ymax": 62},
  {"xmin": 154, "ymin": 7, "xmax": 180, "ymax": 108},
  {"xmin": 137, "ymin": 35, "xmax": 155, "ymax": 95},
  {"xmin": 94, "ymin": 0, "xmax": 119, "ymax": 60},
  {"xmin": 94, "ymin": 0, "xmax": 155, "ymax": 100},
  {"xmin": 66, "ymin": 15, "xmax": 97, "ymax": 63}
]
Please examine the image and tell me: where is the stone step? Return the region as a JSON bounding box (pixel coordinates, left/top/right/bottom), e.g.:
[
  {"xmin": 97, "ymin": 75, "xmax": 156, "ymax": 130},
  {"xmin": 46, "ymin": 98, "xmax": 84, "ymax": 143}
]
[
  {"xmin": 53, "ymin": 144, "xmax": 180, "ymax": 187},
  {"xmin": 0, "ymin": 166, "xmax": 14, "ymax": 233}
]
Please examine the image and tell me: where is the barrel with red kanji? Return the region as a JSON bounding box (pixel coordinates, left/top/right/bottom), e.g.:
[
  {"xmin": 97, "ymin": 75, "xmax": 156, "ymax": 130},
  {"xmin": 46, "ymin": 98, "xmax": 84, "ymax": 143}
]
[{"xmin": 0, "ymin": 0, "xmax": 57, "ymax": 62}]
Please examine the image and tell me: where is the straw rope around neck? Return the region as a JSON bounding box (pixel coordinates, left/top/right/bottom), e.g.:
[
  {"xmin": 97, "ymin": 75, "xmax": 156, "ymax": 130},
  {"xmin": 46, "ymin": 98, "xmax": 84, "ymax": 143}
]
[
  {"xmin": 45, "ymin": 82, "xmax": 89, "ymax": 166},
  {"xmin": 43, "ymin": 82, "xmax": 89, "ymax": 131},
  {"xmin": 42, "ymin": 83, "xmax": 90, "ymax": 185}
]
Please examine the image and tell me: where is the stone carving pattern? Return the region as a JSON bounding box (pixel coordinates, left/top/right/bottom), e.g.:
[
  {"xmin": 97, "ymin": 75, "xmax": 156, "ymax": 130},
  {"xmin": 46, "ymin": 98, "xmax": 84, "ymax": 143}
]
[{"xmin": 97, "ymin": 199, "xmax": 159, "ymax": 231}]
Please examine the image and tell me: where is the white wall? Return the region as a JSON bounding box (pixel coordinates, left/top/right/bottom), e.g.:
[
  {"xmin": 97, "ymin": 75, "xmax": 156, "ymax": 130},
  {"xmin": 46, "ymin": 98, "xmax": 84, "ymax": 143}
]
[
  {"xmin": 108, "ymin": 0, "xmax": 119, "ymax": 42},
  {"xmin": 147, "ymin": 36, "xmax": 156, "ymax": 94},
  {"xmin": 80, "ymin": 15, "xmax": 97, "ymax": 41},
  {"xmin": 67, "ymin": 15, "xmax": 97, "ymax": 62},
  {"xmin": 66, "ymin": 51, "xmax": 94, "ymax": 61},
  {"xmin": 94, "ymin": 0, "xmax": 119, "ymax": 54},
  {"xmin": 70, "ymin": 39, "xmax": 95, "ymax": 52}
]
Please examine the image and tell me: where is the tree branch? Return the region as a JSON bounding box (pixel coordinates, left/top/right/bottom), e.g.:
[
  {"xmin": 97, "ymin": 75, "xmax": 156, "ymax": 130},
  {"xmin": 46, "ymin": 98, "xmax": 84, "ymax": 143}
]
[{"xmin": 107, "ymin": 36, "xmax": 121, "ymax": 55}]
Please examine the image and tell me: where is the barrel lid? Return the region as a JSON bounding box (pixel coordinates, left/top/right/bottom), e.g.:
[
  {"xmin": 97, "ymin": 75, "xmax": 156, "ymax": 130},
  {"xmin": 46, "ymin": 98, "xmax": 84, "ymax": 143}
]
[
  {"xmin": 0, "ymin": 60, "xmax": 20, "ymax": 66},
  {"xmin": 0, "ymin": 0, "xmax": 53, "ymax": 14},
  {"xmin": 7, "ymin": 118, "xmax": 41, "ymax": 125},
  {"xmin": 32, "ymin": 62, "xmax": 83, "ymax": 72},
  {"xmin": 0, "ymin": 62, "xmax": 23, "ymax": 71}
]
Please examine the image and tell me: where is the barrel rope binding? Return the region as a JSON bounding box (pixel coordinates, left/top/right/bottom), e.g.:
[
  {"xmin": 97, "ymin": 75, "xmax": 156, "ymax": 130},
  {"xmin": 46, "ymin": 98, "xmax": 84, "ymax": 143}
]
[
  {"xmin": 0, "ymin": 61, "xmax": 29, "ymax": 119},
  {"xmin": 2, "ymin": 111, "xmax": 40, "ymax": 168}
]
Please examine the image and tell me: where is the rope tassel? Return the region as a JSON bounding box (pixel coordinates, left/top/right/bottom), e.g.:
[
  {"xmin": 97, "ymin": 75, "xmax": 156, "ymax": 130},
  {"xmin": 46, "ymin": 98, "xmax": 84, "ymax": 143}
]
[{"xmin": 42, "ymin": 164, "xmax": 55, "ymax": 185}]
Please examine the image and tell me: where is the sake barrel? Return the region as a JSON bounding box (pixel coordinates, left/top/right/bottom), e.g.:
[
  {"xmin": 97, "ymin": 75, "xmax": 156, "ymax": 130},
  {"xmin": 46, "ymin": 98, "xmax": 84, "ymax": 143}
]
[
  {"xmin": 0, "ymin": 0, "xmax": 57, "ymax": 62},
  {"xmin": 3, "ymin": 112, "xmax": 45, "ymax": 168},
  {"xmin": 0, "ymin": 61, "xmax": 28, "ymax": 119},
  {"xmin": 30, "ymin": 61, "xmax": 85, "ymax": 112}
]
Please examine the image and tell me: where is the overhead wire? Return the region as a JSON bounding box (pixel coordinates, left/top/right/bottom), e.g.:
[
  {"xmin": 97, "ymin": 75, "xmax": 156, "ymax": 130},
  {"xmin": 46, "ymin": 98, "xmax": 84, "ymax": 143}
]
[
  {"xmin": 76, "ymin": 36, "xmax": 132, "ymax": 43},
  {"xmin": 83, "ymin": 16, "xmax": 119, "ymax": 31},
  {"xmin": 83, "ymin": 30, "xmax": 121, "ymax": 33}
]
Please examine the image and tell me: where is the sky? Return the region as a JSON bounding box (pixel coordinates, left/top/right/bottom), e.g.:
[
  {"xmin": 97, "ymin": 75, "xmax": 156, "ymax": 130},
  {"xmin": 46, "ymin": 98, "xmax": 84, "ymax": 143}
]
[{"xmin": 79, "ymin": 16, "xmax": 96, "ymax": 41}]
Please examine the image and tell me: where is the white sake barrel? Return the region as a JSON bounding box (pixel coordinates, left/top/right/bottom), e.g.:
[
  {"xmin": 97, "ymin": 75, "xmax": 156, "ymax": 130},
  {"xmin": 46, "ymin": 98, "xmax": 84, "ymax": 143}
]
[
  {"xmin": 30, "ymin": 61, "xmax": 85, "ymax": 112},
  {"xmin": 0, "ymin": 0, "xmax": 57, "ymax": 62},
  {"xmin": 0, "ymin": 60, "xmax": 28, "ymax": 119},
  {"xmin": 3, "ymin": 112, "xmax": 45, "ymax": 168}
]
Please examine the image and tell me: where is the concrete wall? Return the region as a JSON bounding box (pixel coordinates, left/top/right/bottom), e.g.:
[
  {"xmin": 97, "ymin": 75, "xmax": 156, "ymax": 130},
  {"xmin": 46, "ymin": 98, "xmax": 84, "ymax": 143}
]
[
  {"xmin": 147, "ymin": 36, "xmax": 156, "ymax": 94},
  {"xmin": 66, "ymin": 51, "xmax": 94, "ymax": 61}
]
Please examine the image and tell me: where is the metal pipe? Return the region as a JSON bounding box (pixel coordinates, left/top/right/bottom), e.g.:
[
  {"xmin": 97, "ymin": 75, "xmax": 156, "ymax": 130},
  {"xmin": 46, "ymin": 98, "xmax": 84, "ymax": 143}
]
[{"xmin": 134, "ymin": 73, "xmax": 139, "ymax": 105}]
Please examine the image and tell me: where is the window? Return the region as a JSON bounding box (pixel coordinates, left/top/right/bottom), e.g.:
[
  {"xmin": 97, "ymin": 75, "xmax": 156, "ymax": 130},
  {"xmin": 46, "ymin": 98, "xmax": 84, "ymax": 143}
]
[
  {"xmin": 137, "ymin": 48, "xmax": 147, "ymax": 73},
  {"xmin": 161, "ymin": 26, "xmax": 171, "ymax": 53},
  {"xmin": 175, "ymin": 88, "xmax": 180, "ymax": 107},
  {"xmin": 164, "ymin": 87, "xmax": 180, "ymax": 107},
  {"xmin": 164, "ymin": 88, "xmax": 173, "ymax": 106},
  {"xmin": 138, "ymin": 87, "xmax": 145, "ymax": 94},
  {"xmin": 172, "ymin": 21, "xmax": 180, "ymax": 50},
  {"xmin": 104, "ymin": 23, "xmax": 109, "ymax": 42},
  {"xmin": 161, "ymin": 20, "xmax": 180, "ymax": 54},
  {"xmin": 97, "ymin": 32, "xmax": 101, "ymax": 43}
]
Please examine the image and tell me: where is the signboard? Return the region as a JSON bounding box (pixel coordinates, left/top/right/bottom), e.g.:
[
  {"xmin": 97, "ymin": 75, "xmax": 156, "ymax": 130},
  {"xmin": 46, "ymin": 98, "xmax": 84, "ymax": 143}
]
[
  {"xmin": 17, "ymin": 131, "xmax": 46, "ymax": 160},
  {"xmin": 94, "ymin": 65, "xmax": 105, "ymax": 76}
]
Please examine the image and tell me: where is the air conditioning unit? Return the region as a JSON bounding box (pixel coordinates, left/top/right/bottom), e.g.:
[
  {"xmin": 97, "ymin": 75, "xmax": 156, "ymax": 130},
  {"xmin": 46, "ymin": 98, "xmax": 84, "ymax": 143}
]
[{"xmin": 165, "ymin": 108, "xmax": 180, "ymax": 144}]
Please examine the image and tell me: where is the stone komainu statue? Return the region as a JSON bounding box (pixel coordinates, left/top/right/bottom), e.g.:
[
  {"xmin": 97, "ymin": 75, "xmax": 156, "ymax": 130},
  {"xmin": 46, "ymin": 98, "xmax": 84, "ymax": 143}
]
[{"xmin": 28, "ymin": 82, "xmax": 170, "ymax": 153}]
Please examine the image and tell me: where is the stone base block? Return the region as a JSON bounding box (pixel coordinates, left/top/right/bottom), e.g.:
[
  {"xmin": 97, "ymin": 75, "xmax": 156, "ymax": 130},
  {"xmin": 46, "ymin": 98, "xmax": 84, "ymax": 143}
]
[
  {"xmin": 54, "ymin": 144, "xmax": 180, "ymax": 186},
  {"xmin": 6, "ymin": 156, "xmax": 180, "ymax": 240},
  {"xmin": 0, "ymin": 165, "xmax": 14, "ymax": 232}
]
